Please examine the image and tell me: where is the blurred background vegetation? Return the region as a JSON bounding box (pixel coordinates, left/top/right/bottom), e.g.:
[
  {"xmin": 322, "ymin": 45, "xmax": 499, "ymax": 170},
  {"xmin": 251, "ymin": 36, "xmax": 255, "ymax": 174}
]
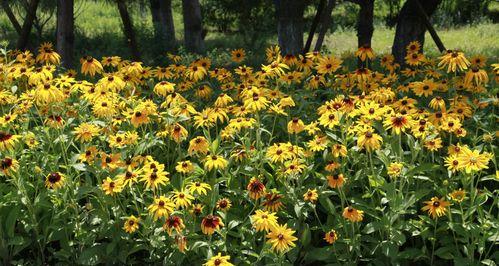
[{"xmin": 0, "ymin": 0, "xmax": 498, "ymax": 66}]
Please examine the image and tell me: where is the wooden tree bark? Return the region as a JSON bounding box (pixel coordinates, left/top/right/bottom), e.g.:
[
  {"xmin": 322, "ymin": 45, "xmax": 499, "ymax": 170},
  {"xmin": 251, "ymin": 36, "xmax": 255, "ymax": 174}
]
[
  {"xmin": 1, "ymin": 0, "xmax": 22, "ymax": 34},
  {"xmin": 275, "ymin": 0, "xmax": 306, "ymax": 55},
  {"xmin": 56, "ymin": 0, "xmax": 74, "ymax": 69},
  {"xmin": 314, "ymin": 0, "xmax": 336, "ymax": 52},
  {"xmin": 150, "ymin": 0, "xmax": 176, "ymax": 52},
  {"xmin": 182, "ymin": 0, "xmax": 204, "ymax": 53},
  {"xmin": 117, "ymin": 0, "xmax": 141, "ymax": 61},
  {"xmin": 392, "ymin": 0, "xmax": 442, "ymax": 64},
  {"xmin": 356, "ymin": 0, "xmax": 374, "ymax": 49},
  {"xmin": 303, "ymin": 0, "xmax": 325, "ymax": 54},
  {"xmin": 17, "ymin": 0, "xmax": 41, "ymax": 50}
]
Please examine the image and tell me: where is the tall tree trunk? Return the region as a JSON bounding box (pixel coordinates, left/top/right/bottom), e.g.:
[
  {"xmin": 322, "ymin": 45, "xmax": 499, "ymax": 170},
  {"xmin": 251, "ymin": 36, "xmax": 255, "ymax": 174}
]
[
  {"xmin": 357, "ymin": 0, "xmax": 374, "ymax": 49},
  {"xmin": 17, "ymin": 0, "xmax": 41, "ymax": 50},
  {"xmin": 314, "ymin": 0, "xmax": 336, "ymax": 52},
  {"xmin": 392, "ymin": 0, "xmax": 441, "ymax": 64},
  {"xmin": 275, "ymin": 0, "xmax": 306, "ymax": 55},
  {"xmin": 1, "ymin": 0, "xmax": 22, "ymax": 34},
  {"xmin": 182, "ymin": 0, "xmax": 204, "ymax": 53},
  {"xmin": 303, "ymin": 0, "xmax": 326, "ymax": 54},
  {"xmin": 117, "ymin": 0, "xmax": 141, "ymax": 61},
  {"xmin": 56, "ymin": 0, "xmax": 74, "ymax": 69},
  {"xmin": 150, "ymin": 0, "xmax": 176, "ymax": 52}
]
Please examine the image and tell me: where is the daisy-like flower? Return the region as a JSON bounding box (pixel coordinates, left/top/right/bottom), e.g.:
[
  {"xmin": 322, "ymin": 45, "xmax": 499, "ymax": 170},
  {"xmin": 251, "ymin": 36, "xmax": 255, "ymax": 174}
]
[
  {"xmin": 45, "ymin": 172, "xmax": 66, "ymax": 190},
  {"xmin": 80, "ymin": 56, "xmax": 103, "ymax": 76},
  {"xmin": 266, "ymin": 224, "xmax": 298, "ymax": 253},
  {"xmin": 449, "ymin": 189, "xmax": 466, "ymax": 203},
  {"xmin": 0, "ymin": 131, "xmax": 20, "ymax": 151},
  {"xmin": 357, "ymin": 129, "xmax": 383, "ymax": 152},
  {"xmin": 0, "ymin": 157, "xmax": 19, "ymax": 176},
  {"xmin": 163, "ymin": 215, "xmax": 185, "ymax": 235},
  {"xmin": 384, "ymin": 114, "xmax": 412, "ymax": 135},
  {"xmin": 342, "ymin": 206, "xmax": 364, "ymax": 222},
  {"xmin": 303, "ymin": 189, "xmax": 318, "ymax": 203},
  {"xmin": 123, "ymin": 215, "xmax": 140, "ymax": 233},
  {"xmin": 327, "ymin": 173, "xmax": 345, "ymax": 189},
  {"xmin": 251, "ymin": 210, "xmax": 278, "ymax": 232},
  {"xmin": 175, "ymin": 160, "xmax": 194, "ymax": 174},
  {"xmin": 186, "ymin": 181, "xmax": 211, "ymax": 195},
  {"xmin": 421, "ymin": 197, "xmax": 450, "ymax": 219},
  {"xmin": 324, "ymin": 229, "xmax": 338, "ymax": 244},
  {"xmin": 171, "ymin": 190, "xmax": 194, "ymax": 209},
  {"xmin": 188, "ymin": 136, "xmax": 209, "ymax": 155},
  {"xmin": 387, "ymin": 162, "xmax": 403, "ymax": 178},
  {"xmin": 438, "ymin": 50, "xmax": 470, "ymax": 72},
  {"xmin": 216, "ymin": 198, "xmax": 232, "ymax": 212},
  {"xmin": 457, "ymin": 148, "xmax": 492, "ymax": 173},
  {"xmin": 73, "ymin": 123, "xmax": 100, "ymax": 142},
  {"xmin": 247, "ymin": 177, "xmax": 266, "ymax": 200},
  {"xmin": 101, "ymin": 177, "xmax": 123, "ymax": 195},
  {"xmin": 231, "ymin": 49, "xmax": 245, "ymax": 63},
  {"xmin": 203, "ymin": 253, "xmax": 234, "ymax": 266},
  {"xmin": 148, "ymin": 196, "xmax": 175, "ymax": 221},
  {"xmin": 201, "ymin": 215, "xmax": 224, "ymax": 235},
  {"xmin": 316, "ymin": 55, "xmax": 342, "ymax": 75},
  {"xmin": 287, "ymin": 117, "xmax": 305, "ymax": 134},
  {"xmin": 204, "ymin": 154, "xmax": 228, "ymax": 171}
]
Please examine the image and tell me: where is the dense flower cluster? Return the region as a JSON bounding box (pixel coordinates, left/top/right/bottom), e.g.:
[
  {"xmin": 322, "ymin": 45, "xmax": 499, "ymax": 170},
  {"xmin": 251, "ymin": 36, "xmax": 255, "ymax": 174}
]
[{"xmin": 0, "ymin": 42, "xmax": 497, "ymax": 264}]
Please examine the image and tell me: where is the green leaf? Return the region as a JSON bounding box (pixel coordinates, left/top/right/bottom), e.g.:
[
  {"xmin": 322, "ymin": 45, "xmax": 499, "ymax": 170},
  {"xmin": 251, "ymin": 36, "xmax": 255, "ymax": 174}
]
[
  {"xmin": 5, "ymin": 205, "xmax": 20, "ymax": 238},
  {"xmin": 300, "ymin": 223, "xmax": 311, "ymax": 247}
]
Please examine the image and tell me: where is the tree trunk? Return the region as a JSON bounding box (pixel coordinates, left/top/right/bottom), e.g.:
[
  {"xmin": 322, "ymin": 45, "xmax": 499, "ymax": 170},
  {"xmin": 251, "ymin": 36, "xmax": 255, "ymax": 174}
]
[
  {"xmin": 392, "ymin": 0, "xmax": 441, "ymax": 64},
  {"xmin": 56, "ymin": 0, "xmax": 74, "ymax": 69},
  {"xmin": 314, "ymin": 0, "xmax": 336, "ymax": 52},
  {"xmin": 182, "ymin": 0, "xmax": 204, "ymax": 53},
  {"xmin": 117, "ymin": 0, "xmax": 141, "ymax": 61},
  {"xmin": 357, "ymin": 0, "xmax": 374, "ymax": 48},
  {"xmin": 17, "ymin": 0, "xmax": 40, "ymax": 50},
  {"xmin": 1, "ymin": 0, "xmax": 22, "ymax": 34},
  {"xmin": 150, "ymin": 0, "xmax": 176, "ymax": 52},
  {"xmin": 303, "ymin": 0, "xmax": 326, "ymax": 54},
  {"xmin": 275, "ymin": 0, "xmax": 306, "ymax": 55}
]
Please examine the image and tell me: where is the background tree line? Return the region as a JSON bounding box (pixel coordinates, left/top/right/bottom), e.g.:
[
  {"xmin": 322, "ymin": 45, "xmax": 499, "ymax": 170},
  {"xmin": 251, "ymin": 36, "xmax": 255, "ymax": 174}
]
[{"xmin": 0, "ymin": 0, "xmax": 496, "ymax": 68}]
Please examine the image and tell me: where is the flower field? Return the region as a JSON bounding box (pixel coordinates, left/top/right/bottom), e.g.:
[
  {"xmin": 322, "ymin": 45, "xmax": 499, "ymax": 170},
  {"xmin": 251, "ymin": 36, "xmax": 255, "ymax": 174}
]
[{"xmin": 0, "ymin": 42, "xmax": 497, "ymax": 265}]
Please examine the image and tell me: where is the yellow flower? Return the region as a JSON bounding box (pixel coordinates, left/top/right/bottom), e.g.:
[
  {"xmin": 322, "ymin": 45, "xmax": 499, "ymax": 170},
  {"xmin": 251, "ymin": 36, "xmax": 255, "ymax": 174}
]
[
  {"xmin": 175, "ymin": 160, "xmax": 194, "ymax": 174},
  {"xmin": 216, "ymin": 198, "xmax": 232, "ymax": 212},
  {"xmin": 251, "ymin": 210, "xmax": 278, "ymax": 232},
  {"xmin": 303, "ymin": 189, "xmax": 318, "ymax": 203},
  {"xmin": 101, "ymin": 177, "xmax": 123, "ymax": 195},
  {"xmin": 163, "ymin": 215, "xmax": 185, "ymax": 235},
  {"xmin": 36, "ymin": 42, "xmax": 61, "ymax": 64},
  {"xmin": 357, "ymin": 129, "xmax": 382, "ymax": 152},
  {"xmin": 342, "ymin": 206, "xmax": 364, "ymax": 222},
  {"xmin": 73, "ymin": 123, "xmax": 100, "ymax": 142},
  {"xmin": 449, "ymin": 189, "xmax": 466, "ymax": 203},
  {"xmin": 421, "ymin": 197, "xmax": 450, "ymax": 219},
  {"xmin": 153, "ymin": 81, "xmax": 175, "ymax": 97},
  {"xmin": 438, "ymin": 50, "xmax": 470, "ymax": 72},
  {"xmin": 383, "ymin": 114, "xmax": 412, "ymax": 135},
  {"xmin": 231, "ymin": 48, "xmax": 245, "ymax": 63},
  {"xmin": 171, "ymin": 190, "xmax": 194, "ymax": 209},
  {"xmin": 204, "ymin": 154, "xmax": 228, "ymax": 171},
  {"xmin": 266, "ymin": 224, "xmax": 298, "ymax": 253},
  {"xmin": 287, "ymin": 117, "xmax": 305, "ymax": 134},
  {"xmin": 186, "ymin": 181, "xmax": 211, "ymax": 195},
  {"xmin": 148, "ymin": 196, "xmax": 175, "ymax": 221},
  {"xmin": 387, "ymin": 162, "xmax": 403, "ymax": 178},
  {"xmin": 316, "ymin": 55, "xmax": 342, "ymax": 75},
  {"xmin": 123, "ymin": 215, "xmax": 140, "ymax": 233},
  {"xmin": 0, "ymin": 157, "xmax": 19, "ymax": 176},
  {"xmin": 45, "ymin": 172, "xmax": 66, "ymax": 190},
  {"xmin": 201, "ymin": 215, "xmax": 224, "ymax": 235},
  {"xmin": 140, "ymin": 164, "xmax": 170, "ymax": 190},
  {"xmin": 80, "ymin": 56, "xmax": 103, "ymax": 76},
  {"xmin": 324, "ymin": 229, "xmax": 338, "ymax": 244},
  {"xmin": 188, "ymin": 136, "xmax": 209, "ymax": 155},
  {"xmin": 203, "ymin": 253, "xmax": 234, "ymax": 266},
  {"xmin": 457, "ymin": 148, "xmax": 492, "ymax": 173},
  {"xmin": 0, "ymin": 131, "xmax": 20, "ymax": 151}
]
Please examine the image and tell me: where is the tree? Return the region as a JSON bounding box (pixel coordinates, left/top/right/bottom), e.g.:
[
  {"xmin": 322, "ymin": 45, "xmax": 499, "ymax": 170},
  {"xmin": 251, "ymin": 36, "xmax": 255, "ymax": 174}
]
[
  {"xmin": 274, "ymin": 0, "xmax": 306, "ymax": 55},
  {"xmin": 56, "ymin": 0, "xmax": 74, "ymax": 68},
  {"xmin": 116, "ymin": 0, "xmax": 141, "ymax": 61},
  {"xmin": 314, "ymin": 0, "xmax": 336, "ymax": 52},
  {"xmin": 1, "ymin": 0, "xmax": 22, "ymax": 34},
  {"xmin": 17, "ymin": 0, "xmax": 41, "ymax": 50},
  {"xmin": 182, "ymin": 0, "xmax": 204, "ymax": 53},
  {"xmin": 150, "ymin": 0, "xmax": 176, "ymax": 52},
  {"xmin": 392, "ymin": 0, "xmax": 442, "ymax": 64}
]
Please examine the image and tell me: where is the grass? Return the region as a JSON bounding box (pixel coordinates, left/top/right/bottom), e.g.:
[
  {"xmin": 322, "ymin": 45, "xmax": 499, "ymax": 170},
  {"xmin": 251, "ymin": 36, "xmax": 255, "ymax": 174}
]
[{"xmin": 0, "ymin": 1, "xmax": 497, "ymax": 64}]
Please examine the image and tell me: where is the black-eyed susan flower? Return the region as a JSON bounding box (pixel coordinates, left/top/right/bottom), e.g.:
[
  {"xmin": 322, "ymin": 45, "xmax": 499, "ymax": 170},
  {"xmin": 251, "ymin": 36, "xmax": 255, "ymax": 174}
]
[
  {"xmin": 203, "ymin": 154, "xmax": 228, "ymax": 171},
  {"xmin": 231, "ymin": 49, "xmax": 245, "ymax": 63},
  {"xmin": 140, "ymin": 168, "xmax": 169, "ymax": 190},
  {"xmin": 101, "ymin": 177, "xmax": 123, "ymax": 195},
  {"xmin": 449, "ymin": 189, "xmax": 466, "ymax": 203},
  {"xmin": 186, "ymin": 181, "xmax": 211, "ymax": 196},
  {"xmin": 148, "ymin": 196, "xmax": 175, "ymax": 221},
  {"xmin": 201, "ymin": 215, "xmax": 223, "ymax": 235},
  {"xmin": 457, "ymin": 148, "xmax": 492, "ymax": 173},
  {"xmin": 327, "ymin": 173, "xmax": 345, "ymax": 189},
  {"xmin": 175, "ymin": 160, "xmax": 194, "ymax": 174},
  {"xmin": 316, "ymin": 55, "xmax": 342, "ymax": 75},
  {"xmin": 266, "ymin": 224, "xmax": 298, "ymax": 253},
  {"xmin": 172, "ymin": 190, "xmax": 194, "ymax": 209},
  {"xmin": 203, "ymin": 253, "xmax": 233, "ymax": 266},
  {"xmin": 303, "ymin": 189, "xmax": 318, "ymax": 203},
  {"xmin": 422, "ymin": 197, "xmax": 450, "ymax": 219},
  {"xmin": 387, "ymin": 162, "xmax": 403, "ymax": 178},
  {"xmin": 355, "ymin": 44, "xmax": 375, "ymax": 62},
  {"xmin": 247, "ymin": 177, "xmax": 266, "ymax": 200},
  {"xmin": 287, "ymin": 117, "xmax": 305, "ymax": 134},
  {"xmin": 45, "ymin": 172, "xmax": 66, "ymax": 190},
  {"xmin": 262, "ymin": 191, "xmax": 284, "ymax": 212},
  {"xmin": 123, "ymin": 215, "xmax": 140, "ymax": 233},
  {"xmin": 80, "ymin": 56, "xmax": 103, "ymax": 76},
  {"xmin": 251, "ymin": 210, "xmax": 278, "ymax": 232},
  {"xmin": 342, "ymin": 206, "xmax": 364, "ymax": 222},
  {"xmin": 36, "ymin": 42, "xmax": 60, "ymax": 64},
  {"xmin": 357, "ymin": 129, "xmax": 382, "ymax": 152},
  {"xmin": 163, "ymin": 215, "xmax": 185, "ymax": 235},
  {"xmin": 438, "ymin": 50, "xmax": 470, "ymax": 72},
  {"xmin": 0, "ymin": 131, "xmax": 19, "ymax": 151},
  {"xmin": 216, "ymin": 198, "xmax": 232, "ymax": 212},
  {"xmin": 324, "ymin": 229, "xmax": 338, "ymax": 244}
]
